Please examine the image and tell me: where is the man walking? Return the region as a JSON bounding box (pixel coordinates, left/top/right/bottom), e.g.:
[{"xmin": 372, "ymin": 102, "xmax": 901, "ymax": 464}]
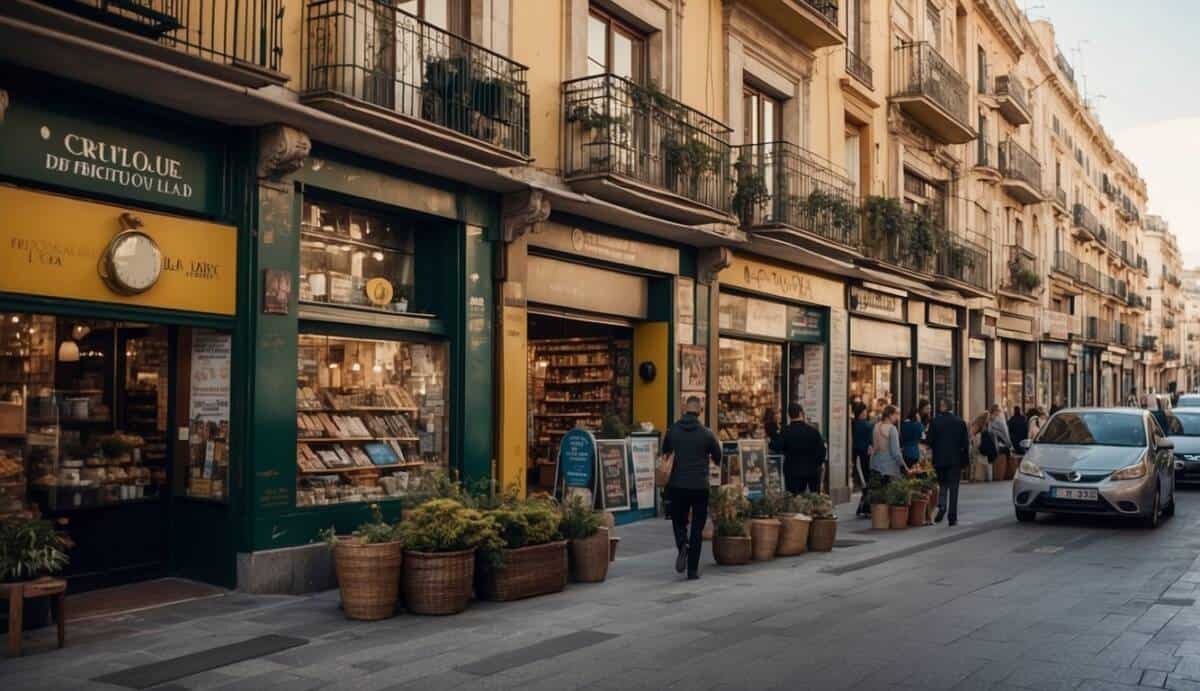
[
  {"xmin": 927, "ymin": 398, "xmax": 969, "ymax": 526},
  {"xmin": 770, "ymin": 404, "xmax": 827, "ymax": 494},
  {"xmin": 661, "ymin": 395, "xmax": 722, "ymax": 580}
]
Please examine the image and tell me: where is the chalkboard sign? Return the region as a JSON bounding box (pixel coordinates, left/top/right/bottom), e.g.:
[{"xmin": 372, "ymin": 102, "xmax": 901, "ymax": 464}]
[
  {"xmin": 558, "ymin": 428, "xmax": 597, "ymax": 497},
  {"xmin": 596, "ymin": 439, "xmax": 631, "ymax": 511},
  {"xmin": 740, "ymin": 440, "xmax": 767, "ymax": 500},
  {"xmin": 765, "ymin": 454, "xmax": 785, "ymax": 495}
]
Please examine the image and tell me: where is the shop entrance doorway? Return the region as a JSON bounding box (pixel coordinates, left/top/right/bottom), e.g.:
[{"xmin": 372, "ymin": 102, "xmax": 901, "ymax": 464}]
[
  {"xmin": 849, "ymin": 355, "xmax": 901, "ymax": 413},
  {"xmin": 526, "ymin": 312, "xmax": 634, "ymax": 493}
]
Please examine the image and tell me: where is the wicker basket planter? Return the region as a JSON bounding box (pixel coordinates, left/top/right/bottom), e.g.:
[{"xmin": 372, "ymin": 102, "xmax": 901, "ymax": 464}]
[
  {"xmin": 808, "ymin": 518, "xmax": 837, "ymax": 552},
  {"xmin": 775, "ymin": 515, "xmax": 811, "ymax": 556},
  {"xmin": 888, "ymin": 505, "xmax": 910, "ymax": 530},
  {"xmin": 908, "ymin": 495, "xmax": 929, "ymax": 527},
  {"xmin": 713, "ymin": 535, "xmax": 751, "ymax": 565},
  {"xmin": 333, "ymin": 540, "xmax": 403, "ymax": 621},
  {"xmin": 870, "ymin": 503, "xmax": 891, "ymax": 530},
  {"xmin": 749, "ymin": 518, "xmax": 781, "ymax": 561},
  {"xmin": 478, "ymin": 540, "xmax": 568, "ymax": 602},
  {"xmin": 402, "ymin": 549, "xmax": 475, "ymax": 615},
  {"xmin": 569, "ymin": 527, "xmax": 610, "ymax": 582}
]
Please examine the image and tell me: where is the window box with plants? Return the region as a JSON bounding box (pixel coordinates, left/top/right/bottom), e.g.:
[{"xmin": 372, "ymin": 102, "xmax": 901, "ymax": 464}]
[
  {"xmin": 775, "ymin": 493, "xmax": 813, "ymax": 557},
  {"xmin": 560, "ymin": 494, "xmax": 609, "ymax": 583},
  {"xmin": 397, "ymin": 498, "xmax": 502, "ymax": 616},
  {"xmin": 477, "ymin": 494, "xmax": 568, "ymax": 602},
  {"xmin": 805, "ymin": 492, "xmax": 838, "ymax": 551},
  {"xmin": 749, "ymin": 492, "xmax": 783, "ymax": 561},
  {"xmin": 320, "ymin": 504, "xmax": 403, "ymax": 621},
  {"xmin": 710, "ymin": 485, "xmax": 751, "ymax": 566}
]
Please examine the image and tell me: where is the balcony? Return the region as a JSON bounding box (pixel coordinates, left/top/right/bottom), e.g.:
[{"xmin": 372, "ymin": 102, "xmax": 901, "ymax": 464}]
[
  {"xmin": 846, "ymin": 47, "xmax": 873, "ymax": 90},
  {"xmin": 1001, "ymin": 246, "xmax": 1040, "ymax": 298},
  {"xmin": 934, "ymin": 232, "xmax": 992, "ymax": 293},
  {"xmin": 1102, "ymin": 175, "xmax": 1117, "ymax": 201},
  {"xmin": 1086, "ymin": 317, "xmax": 1099, "ymax": 342},
  {"xmin": 302, "ymin": 0, "xmax": 530, "ymax": 164},
  {"xmin": 860, "ymin": 207, "xmax": 991, "ymax": 294},
  {"xmin": 1079, "ymin": 264, "xmax": 1102, "ymax": 292},
  {"xmin": 1052, "ymin": 251, "xmax": 1079, "ymax": 282},
  {"xmin": 1072, "ymin": 203, "xmax": 1099, "ymax": 240},
  {"xmin": 1165, "ymin": 316, "xmax": 1177, "ymax": 330},
  {"xmin": 994, "ymin": 75, "xmax": 1031, "ymax": 125},
  {"xmin": 891, "ymin": 42, "xmax": 975, "ymax": 144},
  {"xmin": 562, "ymin": 74, "xmax": 733, "ymax": 224},
  {"xmin": 998, "ymin": 139, "xmax": 1042, "ymax": 204},
  {"xmin": 16, "ymin": 0, "xmax": 286, "ymax": 87},
  {"xmin": 1119, "ymin": 323, "xmax": 1133, "ymax": 348},
  {"xmin": 1165, "ymin": 347, "xmax": 1180, "ymax": 362},
  {"xmin": 1053, "ymin": 187, "xmax": 1069, "ymax": 214},
  {"xmin": 974, "ymin": 133, "xmax": 997, "ymax": 174},
  {"xmin": 1128, "ymin": 292, "xmax": 1145, "ymax": 309},
  {"xmin": 1056, "ymin": 51, "xmax": 1075, "ymax": 85},
  {"xmin": 740, "ymin": 0, "xmax": 843, "ymax": 48},
  {"xmin": 1142, "ymin": 335, "xmax": 1158, "ymax": 351},
  {"xmin": 734, "ymin": 141, "xmax": 860, "ymax": 253}
]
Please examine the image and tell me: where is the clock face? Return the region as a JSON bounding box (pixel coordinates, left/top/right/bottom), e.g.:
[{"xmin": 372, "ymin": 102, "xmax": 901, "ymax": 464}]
[{"xmin": 108, "ymin": 232, "xmax": 163, "ymax": 294}]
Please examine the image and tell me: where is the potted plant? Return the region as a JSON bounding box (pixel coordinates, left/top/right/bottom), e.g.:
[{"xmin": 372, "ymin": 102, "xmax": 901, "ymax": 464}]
[
  {"xmin": 775, "ymin": 493, "xmax": 812, "ymax": 557},
  {"xmin": 319, "ymin": 503, "xmax": 402, "ymax": 621},
  {"xmin": 806, "ymin": 492, "xmax": 838, "ymax": 552},
  {"xmin": 732, "ymin": 155, "xmax": 769, "ymax": 227},
  {"xmin": 560, "ymin": 494, "xmax": 608, "ymax": 583},
  {"xmin": 0, "ymin": 516, "xmax": 71, "ymax": 630},
  {"xmin": 868, "ymin": 475, "xmax": 890, "ymax": 530},
  {"xmin": 748, "ymin": 491, "xmax": 782, "ymax": 561},
  {"xmin": 478, "ymin": 496, "xmax": 567, "ymax": 602},
  {"xmin": 397, "ymin": 498, "xmax": 502, "ymax": 615},
  {"xmin": 886, "ymin": 480, "xmax": 911, "ymax": 530},
  {"xmin": 908, "ymin": 479, "xmax": 931, "ymax": 527},
  {"xmin": 710, "ymin": 485, "xmax": 751, "ymax": 566}
]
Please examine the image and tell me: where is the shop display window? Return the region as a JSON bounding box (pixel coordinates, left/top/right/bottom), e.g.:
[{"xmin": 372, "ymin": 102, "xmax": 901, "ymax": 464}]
[
  {"xmin": 849, "ymin": 355, "xmax": 897, "ymax": 410},
  {"xmin": 718, "ymin": 338, "xmax": 782, "ymax": 441},
  {"xmin": 299, "ymin": 198, "xmax": 416, "ymax": 313},
  {"xmin": 296, "ymin": 334, "xmax": 448, "ymax": 507}
]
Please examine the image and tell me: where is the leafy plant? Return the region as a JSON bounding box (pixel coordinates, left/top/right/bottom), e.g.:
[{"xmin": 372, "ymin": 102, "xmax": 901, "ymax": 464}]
[
  {"xmin": 488, "ymin": 498, "xmax": 562, "ymax": 551},
  {"xmin": 397, "ymin": 499, "xmax": 504, "ymax": 557},
  {"xmin": 782, "ymin": 492, "xmax": 813, "ymax": 516},
  {"xmin": 318, "ymin": 503, "xmax": 399, "ymax": 546},
  {"xmin": 1012, "ymin": 266, "xmax": 1042, "ymax": 292},
  {"xmin": 559, "ymin": 494, "xmax": 603, "ymax": 540},
  {"xmin": 749, "ymin": 490, "xmax": 784, "ymax": 519},
  {"xmin": 709, "ymin": 485, "xmax": 750, "ymax": 537},
  {"xmin": 867, "ymin": 474, "xmax": 887, "ymax": 506},
  {"xmin": 907, "ymin": 213, "xmax": 938, "ymax": 267},
  {"xmin": 566, "ymin": 104, "xmax": 629, "ymax": 139},
  {"xmin": 884, "ymin": 480, "xmax": 913, "ymax": 508},
  {"xmin": 803, "ymin": 492, "xmax": 835, "ymax": 519},
  {"xmin": 862, "ymin": 195, "xmax": 908, "ymax": 245},
  {"xmin": 629, "ymin": 79, "xmax": 678, "ymax": 119},
  {"xmin": 732, "ymin": 156, "xmax": 770, "ymax": 226},
  {"xmin": 0, "ymin": 517, "xmax": 71, "ymax": 582}
]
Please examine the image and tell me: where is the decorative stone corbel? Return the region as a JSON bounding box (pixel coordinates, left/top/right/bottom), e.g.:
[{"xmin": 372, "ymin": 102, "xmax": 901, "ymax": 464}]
[
  {"xmin": 501, "ymin": 189, "xmax": 550, "ymax": 243},
  {"xmin": 697, "ymin": 246, "xmax": 733, "ymax": 285},
  {"xmin": 257, "ymin": 125, "xmax": 311, "ymax": 182},
  {"xmin": 0, "ymin": 89, "xmax": 9, "ymax": 124}
]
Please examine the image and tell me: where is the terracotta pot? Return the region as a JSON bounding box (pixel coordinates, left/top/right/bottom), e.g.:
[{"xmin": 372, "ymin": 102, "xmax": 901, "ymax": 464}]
[
  {"xmin": 870, "ymin": 503, "xmax": 891, "ymax": 530},
  {"xmin": 909, "ymin": 496, "xmax": 929, "ymax": 527},
  {"xmin": 333, "ymin": 539, "xmax": 403, "ymax": 621},
  {"xmin": 776, "ymin": 515, "xmax": 811, "ymax": 556},
  {"xmin": 749, "ymin": 518, "xmax": 781, "ymax": 561},
  {"xmin": 568, "ymin": 527, "xmax": 609, "ymax": 583},
  {"xmin": 402, "ymin": 549, "xmax": 475, "ymax": 616},
  {"xmin": 888, "ymin": 505, "xmax": 910, "ymax": 530},
  {"xmin": 808, "ymin": 518, "xmax": 837, "ymax": 552},
  {"xmin": 927, "ymin": 487, "xmax": 939, "ymax": 521},
  {"xmin": 712, "ymin": 535, "xmax": 752, "ymax": 565}
]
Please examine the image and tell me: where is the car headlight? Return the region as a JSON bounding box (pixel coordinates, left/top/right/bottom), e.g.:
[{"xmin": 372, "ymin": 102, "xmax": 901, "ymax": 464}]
[
  {"xmin": 1018, "ymin": 458, "xmax": 1045, "ymax": 479},
  {"xmin": 1110, "ymin": 457, "xmax": 1148, "ymax": 481}
]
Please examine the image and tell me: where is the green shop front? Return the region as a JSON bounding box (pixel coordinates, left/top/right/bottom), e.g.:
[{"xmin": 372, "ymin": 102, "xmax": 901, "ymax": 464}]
[
  {"xmin": 238, "ymin": 142, "xmax": 496, "ymax": 592},
  {"xmin": 0, "ymin": 79, "xmax": 249, "ymax": 591}
]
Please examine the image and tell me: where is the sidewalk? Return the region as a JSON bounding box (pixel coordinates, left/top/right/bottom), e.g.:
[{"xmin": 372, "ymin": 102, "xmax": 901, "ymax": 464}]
[{"xmin": 2, "ymin": 483, "xmax": 1017, "ymax": 690}]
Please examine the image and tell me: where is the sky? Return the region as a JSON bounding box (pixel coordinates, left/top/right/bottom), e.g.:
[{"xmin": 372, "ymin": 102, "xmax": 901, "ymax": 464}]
[{"xmin": 1032, "ymin": 1, "xmax": 1200, "ymax": 268}]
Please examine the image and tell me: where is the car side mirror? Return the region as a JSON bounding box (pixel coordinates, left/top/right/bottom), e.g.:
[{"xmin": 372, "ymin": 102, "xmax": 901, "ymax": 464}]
[
  {"xmin": 1019, "ymin": 439, "xmax": 1032, "ymax": 452},
  {"xmin": 1158, "ymin": 438, "xmax": 1175, "ymax": 451}
]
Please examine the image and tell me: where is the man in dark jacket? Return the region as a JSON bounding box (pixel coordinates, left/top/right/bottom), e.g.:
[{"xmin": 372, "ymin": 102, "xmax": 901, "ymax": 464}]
[
  {"xmin": 770, "ymin": 403, "xmax": 826, "ymax": 494},
  {"xmin": 661, "ymin": 396, "xmax": 722, "ymax": 579},
  {"xmin": 1008, "ymin": 406, "xmax": 1029, "ymax": 459},
  {"xmin": 926, "ymin": 398, "xmax": 969, "ymax": 526}
]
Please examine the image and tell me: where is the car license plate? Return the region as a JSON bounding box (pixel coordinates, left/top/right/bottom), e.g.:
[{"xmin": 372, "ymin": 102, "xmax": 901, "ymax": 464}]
[{"xmin": 1051, "ymin": 487, "xmax": 1098, "ymax": 501}]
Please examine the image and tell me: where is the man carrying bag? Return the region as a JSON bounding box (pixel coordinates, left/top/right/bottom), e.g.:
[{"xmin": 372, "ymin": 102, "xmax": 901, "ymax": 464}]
[{"xmin": 659, "ymin": 396, "xmax": 722, "ymax": 580}]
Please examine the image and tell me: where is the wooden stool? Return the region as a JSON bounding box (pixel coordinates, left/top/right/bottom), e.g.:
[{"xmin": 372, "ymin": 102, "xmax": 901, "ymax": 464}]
[{"xmin": 0, "ymin": 577, "xmax": 66, "ymax": 657}]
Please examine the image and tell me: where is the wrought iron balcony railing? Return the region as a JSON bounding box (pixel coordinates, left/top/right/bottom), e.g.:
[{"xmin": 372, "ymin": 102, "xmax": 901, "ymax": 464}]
[
  {"xmin": 976, "ymin": 133, "xmax": 992, "ymax": 168},
  {"xmin": 1053, "ymin": 251, "xmax": 1079, "ymax": 280},
  {"xmin": 1086, "ymin": 317, "xmax": 1099, "ymax": 341},
  {"xmin": 998, "ymin": 138, "xmax": 1041, "ymax": 191},
  {"xmin": 1080, "ymin": 264, "xmax": 1102, "ymax": 291},
  {"xmin": 1056, "ymin": 51, "xmax": 1075, "ymax": 84},
  {"xmin": 303, "ymin": 0, "xmax": 530, "ymax": 156},
  {"xmin": 846, "ymin": 47, "xmax": 873, "ymax": 89},
  {"xmin": 1073, "ymin": 203, "xmax": 1100, "ymax": 237},
  {"xmin": 563, "ymin": 74, "xmax": 732, "ymax": 213},
  {"xmin": 936, "ymin": 232, "xmax": 991, "ymax": 292},
  {"xmin": 1165, "ymin": 347, "xmax": 1180, "ymax": 361},
  {"xmin": 1119, "ymin": 323, "xmax": 1133, "ymax": 347},
  {"xmin": 43, "ymin": 0, "xmax": 284, "ymax": 72},
  {"xmin": 1055, "ymin": 187, "xmax": 1068, "ymax": 209},
  {"xmin": 994, "ymin": 75, "xmax": 1028, "ymax": 113},
  {"xmin": 892, "ymin": 42, "xmax": 971, "ymax": 138},
  {"xmin": 1002, "ymin": 245, "xmax": 1039, "ymax": 296},
  {"xmin": 733, "ymin": 141, "xmax": 859, "ymax": 247},
  {"xmin": 1142, "ymin": 335, "xmax": 1158, "ymax": 351},
  {"xmin": 802, "ymin": 0, "xmax": 839, "ymax": 26}
]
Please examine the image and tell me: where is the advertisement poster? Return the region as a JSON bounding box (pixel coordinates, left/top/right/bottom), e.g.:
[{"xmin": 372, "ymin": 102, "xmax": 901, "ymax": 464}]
[
  {"xmin": 597, "ymin": 439, "xmax": 631, "ymax": 511},
  {"xmin": 188, "ymin": 330, "xmax": 231, "ymax": 496},
  {"xmin": 739, "ymin": 439, "xmax": 767, "ymax": 500},
  {"xmin": 765, "ymin": 455, "xmax": 785, "ymax": 495},
  {"xmin": 680, "ymin": 344, "xmax": 707, "ymax": 392},
  {"xmin": 629, "ymin": 435, "xmax": 659, "ymax": 508},
  {"xmin": 558, "ymin": 428, "xmax": 597, "ymax": 497}
]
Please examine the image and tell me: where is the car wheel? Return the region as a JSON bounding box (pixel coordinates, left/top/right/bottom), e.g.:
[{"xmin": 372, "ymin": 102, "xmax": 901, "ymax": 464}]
[
  {"xmin": 1015, "ymin": 509, "xmax": 1036, "ymax": 523},
  {"xmin": 1142, "ymin": 488, "xmax": 1161, "ymax": 529}
]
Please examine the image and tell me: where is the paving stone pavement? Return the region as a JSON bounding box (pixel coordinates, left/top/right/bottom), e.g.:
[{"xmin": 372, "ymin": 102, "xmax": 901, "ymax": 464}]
[{"xmin": 7, "ymin": 482, "xmax": 1200, "ymax": 690}]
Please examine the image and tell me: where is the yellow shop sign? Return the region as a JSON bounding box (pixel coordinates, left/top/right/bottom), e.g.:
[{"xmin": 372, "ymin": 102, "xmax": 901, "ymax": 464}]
[
  {"xmin": 0, "ymin": 186, "xmax": 237, "ymax": 315},
  {"xmin": 719, "ymin": 254, "xmax": 844, "ymax": 309}
]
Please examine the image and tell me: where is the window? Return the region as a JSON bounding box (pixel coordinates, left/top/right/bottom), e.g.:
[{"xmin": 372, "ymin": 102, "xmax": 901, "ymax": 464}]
[
  {"xmin": 587, "ymin": 8, "xmax": 646, "ymax": 82},
  {"xmin": 743, "ymin": 85, "xmax": 781, "ymax": 147},
  {"xmin": 977, "ymin": 46, "xmax": 987, "ymax": 93},
  {"xmin": 845, "ymin": 125, "xmax": 862, "ymax": 195},
  {"xmin": 903, "ymin": 169, "xmax": 945, "ymax": 227},
  {"xmin": 925, "ymin": 2, "xmax": 942, "ymax": 50},
  {"xmin": 397, "ymin": 0, "xmax": 468, "ymax": 35},
  {"xmin": 1038, "ymin": 412, "xmax": 1147, "ymax": 448}
]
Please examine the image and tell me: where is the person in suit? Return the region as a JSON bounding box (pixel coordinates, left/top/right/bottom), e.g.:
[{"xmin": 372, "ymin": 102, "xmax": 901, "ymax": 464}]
[
  {"xmin": 927, "ymin": 398, "xmax": 970, "ymax": 526},
  {"xmin": 770, "ymin": 403, "xmax": 827, "ymax": 494}
]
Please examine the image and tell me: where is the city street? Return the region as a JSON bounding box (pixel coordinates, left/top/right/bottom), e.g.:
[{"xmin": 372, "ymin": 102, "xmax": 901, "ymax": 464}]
[{"xmin": 6, "ymin": 483, "xmax": 1200, "ymax": 690}]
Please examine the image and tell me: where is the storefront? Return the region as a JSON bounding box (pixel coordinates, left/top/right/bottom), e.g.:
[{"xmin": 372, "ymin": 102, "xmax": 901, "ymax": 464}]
[
  {"xmin": 916, "ymin": 302, "xmax": 961, "ymax": 413},
  {"xmin": 1080, "ymin": 346, "xmax": 1102, "ymax": 407},
  {"xmin": 1039, "ymin": 310, "xmax": 1075, "ymax": 411},
  {"xmin": 848, "ymin": 285, "xmax": 911, "ymax": 411},
  {"xmin": 0, "ymin": 81, "xmax": 243, "ymax": 590},
  {"xmin": 717, "ymin": 254, "xmax": 849, "ymax": 499},
  {"xmin": 997, "ymin": 314, "xmax": 1036, "ymax": 413},
  {"xmin": 968, "ymin": 309, "xmax": 999, "ymax": 419}
]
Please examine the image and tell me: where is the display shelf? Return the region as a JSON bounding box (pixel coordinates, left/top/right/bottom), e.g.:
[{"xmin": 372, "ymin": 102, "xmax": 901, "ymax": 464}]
[
  {"xmin": 298, "ymin": 436, "xmax": 420, "ymax": 442},
  {"xmin": 297, "ymin": 406, "xmax": 418, "ymax": 413},
  {"xmin": 299, "ymin": 462, "xmax": 423, "ymax": 475}
]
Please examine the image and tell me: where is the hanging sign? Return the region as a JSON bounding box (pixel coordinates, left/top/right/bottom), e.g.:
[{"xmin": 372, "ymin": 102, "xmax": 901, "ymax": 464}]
[
  {"xmin": 558, "ymin": 428, "xmax": 597, "ymax": 497},
  {"xmin": 596, "ymin": 439, "xmax": 631, "ymax": 511},
  {"xmin": 849, "ymin": 286, "xmax": 904, "ymax": 320},
  {"xmin": 787, "ymin": 305, "xmax": 825, "ymax": 342},
  {"xmin": 629, "ymin": 435, "xmax": 659, "ymax": 509}
]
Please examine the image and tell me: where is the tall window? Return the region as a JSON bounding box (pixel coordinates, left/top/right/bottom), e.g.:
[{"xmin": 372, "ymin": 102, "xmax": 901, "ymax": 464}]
[
  {"xmin": 925, "ymin": 2, "xmax": 942, "ymax": 50},
  {"xmin": 846, "ymin": 0, "xmax": 863, "ymax": 54},
  {"xmin": 845, "ymin": 125, "xmax": 863, "ymax": 196},
  {"xmin": 977, "ymin": 46, "xmax": 987, "ymax": 93},
  {"xmin": 904, "ymin": 169, "xmax": 946, "ymax": 227},
  {"xmin": 587, "ymin": 8, "xmax": 646, "ymax": 82},
  {"xmin": 397, "ymin": 0, "xmax": 468, "ymax": 35},
  {"xmin": 743, "ymin": 85, "xmax": 781, "ymax": 147}
]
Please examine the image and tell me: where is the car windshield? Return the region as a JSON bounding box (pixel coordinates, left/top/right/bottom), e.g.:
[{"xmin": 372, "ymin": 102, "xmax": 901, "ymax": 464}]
[
  {"xmin": 1177, "ymin": 396, "xmax": 1200, "ymax": 408},
  {"xmin": 1169, "ymin": 412, "xmax": 1200, "ymax": 436},
  {"xmin": 1037, "ymin": 412, "xmax": 1147, "ymax": 447}
]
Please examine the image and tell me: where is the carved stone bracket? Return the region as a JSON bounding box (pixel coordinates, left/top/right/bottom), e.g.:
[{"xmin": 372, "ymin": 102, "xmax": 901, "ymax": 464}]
[
  {"xmin": 697, "ymin": 246, "xmax": 733, "ymax": 285},
  {"xmin": 257, "ymin": 125, "xmax": 311, "ymax": 182},
  {"xmin": 501, "ymin": 189, "xmax": 550, "ymax": 243}
]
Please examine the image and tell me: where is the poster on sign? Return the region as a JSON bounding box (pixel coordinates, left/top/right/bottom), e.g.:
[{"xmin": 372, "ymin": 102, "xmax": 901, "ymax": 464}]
[
  {"xmin": 629, "ymin": 435, "xmax": 658, "ymax": 509},
  {"xmin": 596, "ymin": 439, "xmax": 631, "ymax": 511},
  {"xmin": 765, "ymin": 455, "xmax": 785, "ymax": 495},
  {"xmin": 740, "ymin": 440, "xmax": 767, "ymax": 499}
]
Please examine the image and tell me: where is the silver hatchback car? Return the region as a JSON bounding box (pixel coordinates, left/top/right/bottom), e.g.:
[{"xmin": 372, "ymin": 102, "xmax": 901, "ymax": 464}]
[{"xmin": 1012, "ymin": 408, "xmax": 1176, "ymax": 528}]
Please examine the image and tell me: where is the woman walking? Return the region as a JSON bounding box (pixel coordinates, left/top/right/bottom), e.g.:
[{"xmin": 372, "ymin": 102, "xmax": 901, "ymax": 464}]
[{"xmin": 870, "ymin": 405, "xmax": 906, "ymax": 484}]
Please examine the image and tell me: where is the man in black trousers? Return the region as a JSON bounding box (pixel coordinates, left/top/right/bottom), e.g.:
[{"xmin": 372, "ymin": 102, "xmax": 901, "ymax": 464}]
[
  {"xmin": 661, "ymin": 396, "xmax": 722, "ymax": 580},
  {"xmin": 770, "ymin": 403, "xmax": 827, "ymax": 494},
  {"xmin": 926, "ymin": 398, "xmax": 969, "ymax": 526}
]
